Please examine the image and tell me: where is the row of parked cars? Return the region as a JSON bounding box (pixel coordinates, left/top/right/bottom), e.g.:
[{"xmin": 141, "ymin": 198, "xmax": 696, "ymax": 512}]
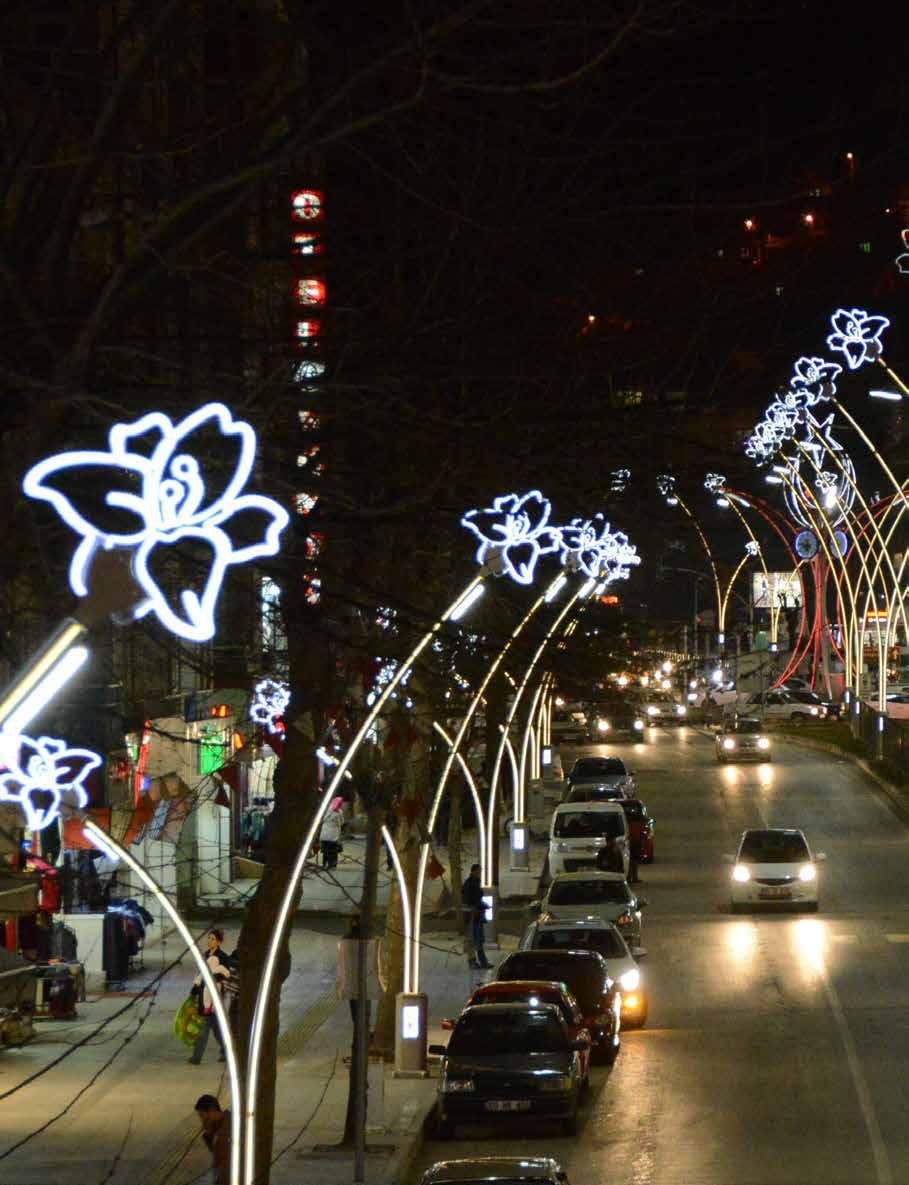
[{"xmin": 425, "ymin": 753, "xmax": 656, "ymax": 1180}]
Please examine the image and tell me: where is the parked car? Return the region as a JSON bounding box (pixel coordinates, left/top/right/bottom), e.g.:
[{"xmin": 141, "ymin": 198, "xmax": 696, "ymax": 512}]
[
  {"xmin": 533, "ymin": 871, "xmax": 646, "ymax": 945},
  {"xmin": 784, "ymin": 688, "xmax": 839, "ymax": 718},
  {"xmin": 551, "ymin": 705, "xmax": 588, "ymax": 743},
  {"xmin": 519, "ymin": 917, "xmax": 648, "ymax": 1027},
  {"xmin": 585, "ymin": 701, "xmax": 645, "ymax": 739},
  {"xmin": 419, "ymin": 1157, "xmax": 570, "ymax": 1185},
  {"xmin": 563, "ymin": 757, "xmax": 636, "ymax": 800},
  {"xmin": 430, "ymin": 1004, "xmax": 588, "ymax": 1137},
  {"xmin": 715, "ymin": 717, "xmax": 771, "ymax": 763},
  {"xmin": 496, "ymin": 948, "xmax": 621, "ymax": 1061},
  {"xmin": 741, "ymin": 689, "xmax": 826, "ymax": 722},
  {"xmin": 620, "ymin": 798, "xmax": 654, "ymax": 862},
  {"xmin": 548, "ymin": 801, "xmax": 629, "ymax": 877},
  {"xmin": 724, "ymin": 828, "xmax": 826, "ymax": 912},
  {"xmin": 442, "ymin": 979, "xmax": 592, "ymax": 1091}
]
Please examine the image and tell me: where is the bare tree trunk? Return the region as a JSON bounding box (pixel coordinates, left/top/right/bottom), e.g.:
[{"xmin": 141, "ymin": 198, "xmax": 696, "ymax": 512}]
[{"xmin": 344, "ymin": 803, "xmax": 381, "ymax": 1148}]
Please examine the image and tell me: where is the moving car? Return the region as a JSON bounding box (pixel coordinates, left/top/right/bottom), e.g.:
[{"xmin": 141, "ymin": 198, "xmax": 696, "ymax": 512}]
[
  {"xmin": 551, "ymin": 705, "xmax": 588, "ymax": 743},
  {"xmin": 419, "ymin": 1157, "xmax": 570, "ymax": 1185},
  {"xmin": 725, "ymin": 828, "xmax": 826, "ymax": 912},
  {"xmin": 430, "ymin": 1004, "xmax": 587, "ymax": 1137},
  {"xmin": 442, "ymin": 980, "xmax": 592, "ymax": 1090},
  {"xmin": 631, "ymin": 690, "xmax": 686, "ymax": 726},
  {"xmin": 496, "ymin": 948, "xmax": 621, "ymax": 1060},
  {"xmin": 585, "ymin": 700, "xmax": 645, "ymax": 739},
  {"xmin": 533, "ymin": 872, "xmax": 646, "ymax": 945},
  {"xmin": 715, "ymin": 717, "xmax": 771, "ymax": 763},
  {"xmin": 563, "ymin": 757, "xmax": 636, "ymax": 801},
  {"xmin": 741, "ymin": 689, "xmax": 826, "ymax": 722},
  {"xmin": 519, "ymin": 917, "xmax": 648, "ymax": 1027},
  {"xmin": 548, "ymin": 801, "xmax": 629, "ymax": 877},
  {"xmin": 621, "ymin": 798, "xmax": 654, "ymax": 862}
]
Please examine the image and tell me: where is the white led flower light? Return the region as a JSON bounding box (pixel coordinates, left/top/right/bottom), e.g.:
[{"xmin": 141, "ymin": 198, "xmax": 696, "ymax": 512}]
[
  {"xmin": 23, "ymin": 403, "xmax": 290, "ymax": 643},
  {"xmin": 461, "ymin": 490, "xmax": 561, "ymax": 585},
  {"xmin": 896, "ymin": 229, "xmax": 909, "ymax": 275},
  {"xmin": 826, "ymin": 307, "xmax": 890, "ymax": 370},
  {"xmin": 249, "ymin": 678, "xmax": 290, "ymax": 735},
  {"xmin": 790, "ymin": 356, "xmax": 841, "ymax": 404},
  {"xmin": 559, "ymin": 515, "xmax": 640, "ymax": 580},
  {"xmin": 704, "ymin": 473, "xmax": 726, "ymax": 494},
  {"xmin": 745, "ymin": 540, "xmax": 760, "ymax": 557},
  {"xmin": 0, "ymin": 734, "xmax": 100, "ymax": 831}
]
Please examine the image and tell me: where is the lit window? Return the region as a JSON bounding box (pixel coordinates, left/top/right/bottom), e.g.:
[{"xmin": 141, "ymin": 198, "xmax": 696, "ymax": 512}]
[
  {"xmin": 198, "ymin": 727, "xmax": 228, "ymax": 776},
  {"xmin": 296, "ymin": 319, "xmax": 321, "ymax": 340},
  {"xmin": 291, "ymin": 190, "xmax": 324, "ymax": 221},
  {"xmin": 297, "ymin": 445, "xmax": 321, "ymax": 468},
  {"xmin": 859, "ymin": 241, "xmax": 871, "ymax": 254},
  {"xmin": 295, "ymin": 360, "xmax": 325, "ymax": 383},
  {"xmin": 295, "ymin": 278, "xmax": 326, "ymax": 306},
  {"xmin": 304, "ymin": 575, "xmax": 322, "ymax": 605},
  {"xmin": 298, "ymin": 410, "xmax": 320, "ymax": 432},
  {"xmin": 305, "ymin": 532, "xmax": 325, "ymax": 559},
  {"xmin": 294, "ymin": 492, "xmax": 319, "ymax": 515}
]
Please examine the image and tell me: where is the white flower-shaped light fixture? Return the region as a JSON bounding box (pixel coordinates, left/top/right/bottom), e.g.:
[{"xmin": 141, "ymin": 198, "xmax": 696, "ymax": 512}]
[
  {"xmin": 461, "ymin": 490, "xmax": 561, "ymax": 586},
  {"xmin": 895, "ymin": 229, "xmax": 909, "ymax": 274},
  {"xmin": 704, "ymin": 473, "xmax": 726, "ymax": 494},
  {"xmin": 825, "ymin": 308, "xmax": 889, "ymax": 370},
  {"xmin": 0, "ymin": 734, "xmax": 100, "ymax": 832},
  {"xmin": 249, "ymin": 678, "xmax": 290, "ymax": 735},
  {"xmin": 23, "ymin": 403, "xmax": 290, "ymax": 643},
  {"xmin": 745, "ymin": 540, "xmax": 760, "ymax": 557},
  {"xmin": 790, "ymin": 356, "xmax": 841, "ymax": 404}
]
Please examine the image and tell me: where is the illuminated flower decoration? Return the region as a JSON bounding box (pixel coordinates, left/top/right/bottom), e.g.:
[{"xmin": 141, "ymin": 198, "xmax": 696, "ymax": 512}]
[
  {"xmin": 560, "ymin": 515, "xmax": 640, "ymax": 580},
  {"xmin": 825, "ymin": 308, "xmax": 889, "ymax": 370},
  {"xmin": 745, "ymin": 540, "xmax": 760, "ymax": 557},
  {"xmin": 790, "ymin": 356, "xmax": 841, "ymax": 404},
  {"xmin": 704, "ymin": 473, "xmax": 726, "ymax": 494},
  {"xmin": 609, "ymin": 468, "xmax": 631, "ymax": 493},
  {"xmin": 896, "ymin": 230, "xmax": 909, "ymax": 275},
  {"xmin": 656, "ymin": 474, "xmax": 676, "ymax": 499},
  {"xmin": 0, "ymin": 734, "xmax": 100, "ymax": 832},
  {"xmin": 765, "ymin": 400, "xmax": 799, "ymax": 437},
  {"xmin": 249, "ymin": 678, "xmax": 290, "ymax": 735},
  {"xmin": 23, "ymin": 403, "xmax": 290, "ymax": 643},
  {"xmin": 461, "ymin": 490, "xmax": 561, "ymax": 585}
]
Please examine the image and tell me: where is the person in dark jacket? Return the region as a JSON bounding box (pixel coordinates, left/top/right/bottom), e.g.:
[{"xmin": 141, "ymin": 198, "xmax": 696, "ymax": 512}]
[
  {"xmin": 461, "ymin": 864, "xmax": 491, "ymax": 969},
  {"xmin": 194, "ymin": 1094, "xmax": 230, "ymax": 1185},
  {"xmin": 595, "ymin": 836, "xmax": 625, "ymax": 874}
]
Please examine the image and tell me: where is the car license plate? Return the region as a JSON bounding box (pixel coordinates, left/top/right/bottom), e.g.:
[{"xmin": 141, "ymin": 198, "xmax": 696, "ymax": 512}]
[
  {"xmin": 759, "ymin": 887, "xmax": 791, "ymax": 899},
  {"xmin": 485, "ymin": 1100, "xmax": 531, "ymax": 1112}
]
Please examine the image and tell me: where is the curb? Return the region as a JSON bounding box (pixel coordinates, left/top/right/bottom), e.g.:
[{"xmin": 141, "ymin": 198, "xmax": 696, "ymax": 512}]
[
  {"xmin": 380, "ymin": 1090, "xmax": 437, "ymax": 1185},
  {"xmin": 776, "ymin": 735, "xmax": 909, "ymax": 823}
]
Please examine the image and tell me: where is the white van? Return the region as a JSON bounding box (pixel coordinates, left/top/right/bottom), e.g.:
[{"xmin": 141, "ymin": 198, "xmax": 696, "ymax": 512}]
[{"xmin": 548, "ymin": 801, "xmax": 629, "ymax": 877}]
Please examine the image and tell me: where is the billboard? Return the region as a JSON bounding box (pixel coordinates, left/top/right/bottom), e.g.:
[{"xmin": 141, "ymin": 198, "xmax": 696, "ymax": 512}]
[{"xmin": 752, "ymin": 570, "xmax": 802, "ymax": 610}]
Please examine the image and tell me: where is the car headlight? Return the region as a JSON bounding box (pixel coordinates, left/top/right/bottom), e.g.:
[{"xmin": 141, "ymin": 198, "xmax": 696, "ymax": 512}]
[
  {"xmin": 633, "ymin": 719, "xmax": 644, "ymax": 731},
  {"xmin": 732, "ymin": 864, "xmax": 751, "ymax": 882},
  {"xmin": 619, "ymin": 968, "xmax": 640, "ymax": 992},
  {"xmin": 798, "ymin": 864, "xmax": 816, "ymax": 882},
  {"xmin": 597, "ymin": 719, "xmax": 609, "ymax": 732},
  {"xmin": 676, "ymin": 705, "xmax": 686, "ymax": 716},
  {"xmin": 810, "ymin": 707, "xmax": 819, "ymax": 716},
  {"xmin": 757, "ymin": 737, "xmax": 770, "ymax": 749},
  {"xmin": 616, "ymin": 913, "xmax": 632, "ymax": 927},
  {"xmin": 723, "ymin": 738, "xmax": 735, "ymax": 750},
  {"xmin": 442, "ymin": 1077, "xmax": 475, "ymax": 1093},
  {"xmin": 555, "ymin": 842, "xmax": 568, "ymax": 852},
  {"xmin": 539, "ymin": 1075, "xmax": 573, "ymax": 1092},
  {"xmin": 647, "ymin": 706, "xmax": 658, "ymax": 716},
  {"xmin": 687, "ymin": 692, "xmax": 697, "ymax": 702}
]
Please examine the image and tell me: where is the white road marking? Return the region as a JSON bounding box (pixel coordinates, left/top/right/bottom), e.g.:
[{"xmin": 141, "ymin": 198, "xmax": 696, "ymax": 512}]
[
  {"xmin": 819, "ymin": 956, "xmax": 893, "ymax": 1185},
  {"xmin": 831, "ymin": 933, "xmax": 859, "ymax": 944},
  {"xmin": 884, "ymin": 933, "xmax": 909, "ymax": 943}
]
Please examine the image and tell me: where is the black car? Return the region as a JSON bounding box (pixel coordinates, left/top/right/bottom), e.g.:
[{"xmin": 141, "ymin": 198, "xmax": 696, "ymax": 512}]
[
  {"xmin": 419, "ymin": 1157, "xmax": 571, "ymax": 1185},
  {"xmin": 429, "ymin": 1003, "xmax": 587, "ymax": 1137},
  {"xmin": 496, "ymin": 948, "xmax": 620, "ymax": 1061}
]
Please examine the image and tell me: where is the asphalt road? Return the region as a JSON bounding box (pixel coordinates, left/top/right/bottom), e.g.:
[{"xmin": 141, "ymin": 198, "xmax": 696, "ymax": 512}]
[{"xmin": 409, "ymin": 725, "xmax": 909, "ymax": 1185}]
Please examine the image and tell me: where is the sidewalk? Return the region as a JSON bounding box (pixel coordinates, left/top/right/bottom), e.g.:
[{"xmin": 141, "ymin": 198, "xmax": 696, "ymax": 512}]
[{"xmin": 0, "ymin": 838, "xmax": 543, "ymax": 1185}]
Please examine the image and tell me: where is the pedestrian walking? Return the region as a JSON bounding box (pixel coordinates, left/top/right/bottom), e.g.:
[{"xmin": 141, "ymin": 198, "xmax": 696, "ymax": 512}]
[
  {"xmin": 320, "ymin": 800, "xmax": 344, "ymax": 869},
  {"xmin": 189, "ymin": 930, "xmax": 231, "ymax": 1065},
  {"xmin": 461, "ymin": 863, "xmax": 491, "ymax": 969},
  {"xmin": 194, "ymin": 1094, "xmax": 230, "ymax": 1185}
]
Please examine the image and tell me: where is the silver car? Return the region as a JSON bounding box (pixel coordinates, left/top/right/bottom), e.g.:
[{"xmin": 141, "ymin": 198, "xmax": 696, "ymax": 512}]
[
  {"xmin": 420, "ymin": 1157, "xmax": 570, "ymax": 1185},
  {"xmin": 716, "ymin": 717, "xmax": 772, "ymax": 763},
  {"xmin": 534, "ymin": 871, "xmax": 646, "ymax": 945}
]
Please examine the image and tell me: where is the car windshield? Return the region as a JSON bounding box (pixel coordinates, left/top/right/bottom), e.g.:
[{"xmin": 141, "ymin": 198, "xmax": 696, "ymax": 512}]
[
  {"xmin": 622, "ymin": 802, "xmax": 647, "ymax": 819},
  {"xmin": 553, "ymin": 811, "xmax": 624, "ymax": 838},
  {"xmin": 533, "ymin": 927, "xmax": 627, "ymax": 959},
  {"xmin": 499, "ymin": 954, "xmax": 606, "ymax": 1012},
  {"xmin": 474, "ymin": 989, "xmax": 571, "ymax": 1023},
  {"xmin": 727, "ymin": 719, "xmax": 762, "ymax": 733},
  {"xmin": 448, "ymin": 1011, "xmax": 568, "ymax": 1056},
  {"xmin": 548, "ymin": 879, "xmax": 629, "ymax": 905},
  {"xmin": 571, "ymin": 758, "xmax": 626, "ymax": 777},
  {"xmin": 739, "ymin": 830, "xmax": 809, "ymax": 862}
]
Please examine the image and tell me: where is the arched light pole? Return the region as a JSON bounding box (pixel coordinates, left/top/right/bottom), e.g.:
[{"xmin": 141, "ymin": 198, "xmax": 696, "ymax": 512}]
[{"xmin": 657, "ymin": 475, "xmax": 724, "ymax": 650}]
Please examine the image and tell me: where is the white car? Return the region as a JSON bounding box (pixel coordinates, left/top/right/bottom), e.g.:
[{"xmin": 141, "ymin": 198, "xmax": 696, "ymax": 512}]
[
  {"xmin": 520, "ymin": 916, "xmax": 648, "ymax": 1027},
  {"xmin": 725, "ymin": 828, "xmax": 826, "ymax": 912},
  {"xmin": 741, "ymin": 689, "xmax": 825, "ymax": 722},
  {"xmin": 549, "ymin": 802, "xmax": 629, "ymax": 877},
  {"xmin": 551, "ymin": 705, "xmax": 588, "ymax": 742},
  {"xmin": 535, "ymin": 871, "xmax": 646, "ymax": 945},
  {"xmin": 632, "ymin": 691, "xmax": 686, "ymax": 726}
]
